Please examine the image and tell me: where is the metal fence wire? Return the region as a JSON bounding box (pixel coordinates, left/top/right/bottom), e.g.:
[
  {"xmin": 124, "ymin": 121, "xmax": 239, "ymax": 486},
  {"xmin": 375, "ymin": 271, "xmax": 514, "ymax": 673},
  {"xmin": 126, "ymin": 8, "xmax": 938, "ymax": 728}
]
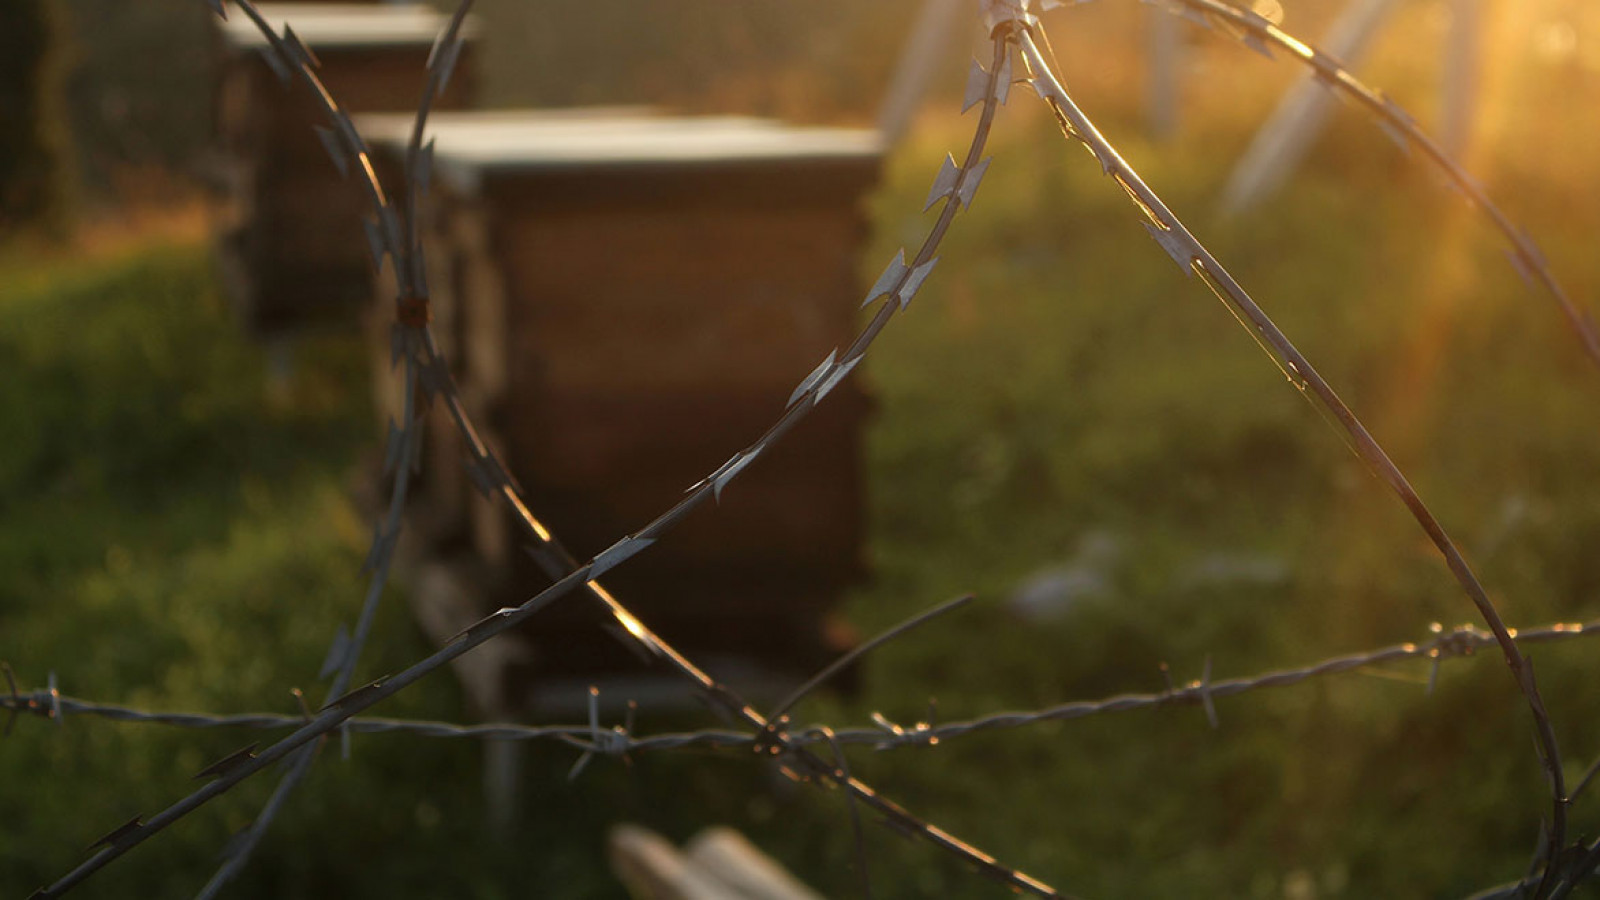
[{"xmin": 6, "ymin": 0, "xmax": 1600, "ymax": 896}]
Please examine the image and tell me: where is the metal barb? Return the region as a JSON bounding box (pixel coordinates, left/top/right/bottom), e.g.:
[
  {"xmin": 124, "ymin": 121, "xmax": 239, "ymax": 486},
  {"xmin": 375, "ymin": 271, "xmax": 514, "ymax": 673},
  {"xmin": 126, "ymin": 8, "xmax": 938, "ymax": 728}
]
[
  {"xmin": 769, "ymin": 595, "xmax": 974, "ymax": 724},
  {"xmin": 195, "ymin": 745, "xmax": 260, "ymax": 782}
]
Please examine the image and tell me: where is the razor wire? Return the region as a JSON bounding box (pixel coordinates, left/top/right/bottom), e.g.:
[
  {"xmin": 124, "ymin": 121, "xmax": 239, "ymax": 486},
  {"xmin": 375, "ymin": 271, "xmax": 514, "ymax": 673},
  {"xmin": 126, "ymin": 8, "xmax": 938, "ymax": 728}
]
[
  {"xmin": 1003, "ymin": 0, "xmax": 1576, "ymax": 887},
  {"xmin": 182, "ymin": 1, "xmax": 460, "ymax": 896},
  {"xmin": 1148, "ymin": 0, "xmax": 1600, "ymax": 370},
  {"xmin": 13, "ymin": 0, "xmax": 1600, "ymax": 898},
  {"xmin": 28, "ymin": 3, "xmax": 1067, "ymax": 899}
]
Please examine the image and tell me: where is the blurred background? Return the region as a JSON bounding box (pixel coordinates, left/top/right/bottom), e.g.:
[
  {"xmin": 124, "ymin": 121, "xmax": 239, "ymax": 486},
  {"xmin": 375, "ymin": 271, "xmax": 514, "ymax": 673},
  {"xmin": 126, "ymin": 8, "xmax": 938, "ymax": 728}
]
[{"xmin": 5, "ymin": 0, "xmax": 1600, "ymax": 897}]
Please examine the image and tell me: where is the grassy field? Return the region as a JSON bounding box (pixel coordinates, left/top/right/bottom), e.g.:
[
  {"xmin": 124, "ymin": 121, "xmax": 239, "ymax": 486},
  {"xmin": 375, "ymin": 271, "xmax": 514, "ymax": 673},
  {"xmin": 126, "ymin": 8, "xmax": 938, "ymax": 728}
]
[{"xmin": 6, "ymin": 3, "xmax": 1600, "ymax": 897}]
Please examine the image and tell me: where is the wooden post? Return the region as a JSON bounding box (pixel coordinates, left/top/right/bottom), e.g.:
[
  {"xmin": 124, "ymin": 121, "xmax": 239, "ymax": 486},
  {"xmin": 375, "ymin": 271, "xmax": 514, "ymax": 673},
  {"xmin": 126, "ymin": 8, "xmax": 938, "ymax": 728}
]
[
  {"xmin": 609, "ymin": 825, "xmax": 747, "ymax": 900},
  {"xmin": 609, "ymin": 824, "xmax": 825, "ymax": 900},
  {"xmin": 1440, "ymin": 0, "xmax": 1484, "ymax": 155},
  {"xmin": 0, "ymin": 0, "xmax": 68, "ymax": 232},
  {"xmin": 408, "ymin": 563, "xmax": 532, "ymax": 835},
  {"xmin": 1218, "ymin": 0, "xmax": 1399, "ymax": 216},
  {"xmin": 685, "ymin": 828, "xmax": 826, "ymax": 900},
  {"xmin": 877, "ymin": 0, "xmax": 966, "ymax": 146},
  {"xmin": 1147, "ymin": 2, "xmax": 1182, "ymax": 142}
]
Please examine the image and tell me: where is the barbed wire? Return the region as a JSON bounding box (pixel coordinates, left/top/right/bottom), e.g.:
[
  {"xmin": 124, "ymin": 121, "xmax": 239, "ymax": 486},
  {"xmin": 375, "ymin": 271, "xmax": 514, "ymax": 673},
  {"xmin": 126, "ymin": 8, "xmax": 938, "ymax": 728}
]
[
  {"xmin": 9, "ymin": 618, "xmax": 1600, "ymax": 756},
  {"xmin": 1004, "ymin": 3, "xmax": 1575, "ymax": 888},
  {"xmin": 18, "ymin": 0, "xmax": 1600, "ymax": 897}
]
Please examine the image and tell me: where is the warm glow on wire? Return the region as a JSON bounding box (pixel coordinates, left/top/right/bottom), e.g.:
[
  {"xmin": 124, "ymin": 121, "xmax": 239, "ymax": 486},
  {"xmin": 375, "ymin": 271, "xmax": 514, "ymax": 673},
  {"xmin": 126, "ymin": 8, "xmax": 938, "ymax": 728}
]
[{"xmin": 588, "ymin": 581, "xmax": 650, "ymax": 642}]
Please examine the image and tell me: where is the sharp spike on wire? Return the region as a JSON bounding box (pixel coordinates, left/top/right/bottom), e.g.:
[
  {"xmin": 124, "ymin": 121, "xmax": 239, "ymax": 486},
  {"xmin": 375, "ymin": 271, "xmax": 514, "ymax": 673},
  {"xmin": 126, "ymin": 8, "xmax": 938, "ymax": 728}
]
[
  {"xmin": 590, "ymin": 536, "xmax": 655, "ymax": 580},
  {"xmin": 430, "ymin": 36, "xmax": 465, "ymax": 97},
  {"xmin": 465, "ymin": 456, "xmax": 498, "ymax": 498},
  {"xmin": 364, "ymin": 217, "xmax": 389, "ymax": 272},
  {"xmin": 419, "ymin": 356, "xmax": 451, "ymax": 400},
  {"xmin": 319, "ymin": 680, "xmax": 387, "ymax": 714},
  {"xmin": 962, "ymin": 59, "xmax": 990, "ymax": 114},
  {"xmin": 995, "ymin": 52, "xmax": 1014, "ymax": 106},
  {"xmin": 382, "ymin": 419, "xmax": 405, "ymax": 476},
  {"xmin": 280, "ymin": 25, "xmax": 320, "ymax": 71},
  {"xmin": 415, "ymin": 137, "xmax": 437, "ymax": 195},
  {"xmin": 813, "ymin": 357, "xmax": 861, "ymax": 404},
  {"xmin": 89, "ymin": 817, "xmax": 144, "ymax": 851},
  {"xmin": 195, "ymin": 745, "xmax": 259, "ymax": 782},
  {"xmin": 205, "ymin": 0, "xmax": 227, "ymax": 19},
  {"xmin": 568, "ymin": 687, "xmax": 602, "ymax": 781},
  {"xmin": 862, "ymin": 251, "xmax": 909, "ymax": 308},
  {"xmin": 1240, "ymin": 31, "xmax": 1273, "ymax": 60},
  {"xmin": 956, "ymin": 157, "xmax": 993, "ymax": 211},
  {"xmin": 360, "ymin": 521, "xmax": 389, "ymax": 574},
  {"xmin": 769, "ymin": 595, "xmax": 974, "ymax": 723},
  {"xmin": 897, "ymin": 257, "xmax": 939, "ymax": 311},
  {"xmin": 290, "ymin": 688, "xmax": 313, "ymax": 723},
  {"xmin": 1143, "ymin": 223, "xmax": 1195, "ymax": 274},
  {"xmin": 712, "ymin": 450, "xmax": 759, "ymax": 503},
  {"xmin": 426, "ymin": 19, "xmax": 450, "ymax": 70},
  {"xmin": 313, "ymin": 126, "xmax": 349, "ymax": 178},
  {"xmin": 1506, "ymin": 248, "xmax": 1540, "ymax": 291},
  {"xmin": 788, "ymin": 350, "xmax": 838, "ymax": 407},
  {"xmin": 446, "ymin": 607, "xmax": 517, "ymax": 645},
  {"xmin": 924, "ymin": 155, "xmax": 962, "ymax": 212}
]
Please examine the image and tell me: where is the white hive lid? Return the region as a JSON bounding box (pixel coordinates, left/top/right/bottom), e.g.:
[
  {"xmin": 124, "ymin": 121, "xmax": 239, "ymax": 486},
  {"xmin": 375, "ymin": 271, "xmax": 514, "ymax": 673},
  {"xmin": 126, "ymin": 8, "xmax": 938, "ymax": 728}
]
[
  {"xmin": 218, "ymin": 3, "xmax": 470, "ymax": 50},
  {"xmin": 356, "ymin": 109, "xmax": 884, "ymax": 184}
]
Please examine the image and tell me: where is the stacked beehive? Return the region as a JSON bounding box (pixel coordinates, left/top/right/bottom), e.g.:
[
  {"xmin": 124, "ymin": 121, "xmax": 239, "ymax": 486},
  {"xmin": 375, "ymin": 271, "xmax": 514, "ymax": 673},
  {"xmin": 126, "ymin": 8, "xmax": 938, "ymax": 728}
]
[
  {"xmin": 212, "ymin": 3, "xmax": 477, "ymax": 331},
  {"xmin": 359, "ymin": 111, "xmax": 883, "ymax": 705},
  {"xmin": 216, "ymin": 4, "xmax": 884, "ymax": 711}
]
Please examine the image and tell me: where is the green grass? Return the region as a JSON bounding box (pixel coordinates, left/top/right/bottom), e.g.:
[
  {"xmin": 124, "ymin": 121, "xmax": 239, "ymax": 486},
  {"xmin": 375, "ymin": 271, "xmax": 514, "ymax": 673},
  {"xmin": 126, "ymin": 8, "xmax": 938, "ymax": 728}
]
[
  {"xmin": 814, "ymin": 67, "xmax": 1600, "ymax": 896},
  {"xmin": 0, "ymin": 242, "xmax": 630, "ymax": 898},
  {"xmin": 6, "ymin": 14, "xmax": 1600, "ymax": 895}
]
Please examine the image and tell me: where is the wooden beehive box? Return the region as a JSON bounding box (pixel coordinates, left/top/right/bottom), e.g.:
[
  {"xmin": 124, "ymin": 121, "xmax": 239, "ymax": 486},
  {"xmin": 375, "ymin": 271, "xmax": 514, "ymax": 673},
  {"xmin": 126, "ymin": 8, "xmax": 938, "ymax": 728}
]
[
  {"xmin": 360, "ymin": 111, "xmax": 884, "ymax": 696},
  {"xmin": 212, "ymin": 3, "xmax": 477, "ymax": 333}
]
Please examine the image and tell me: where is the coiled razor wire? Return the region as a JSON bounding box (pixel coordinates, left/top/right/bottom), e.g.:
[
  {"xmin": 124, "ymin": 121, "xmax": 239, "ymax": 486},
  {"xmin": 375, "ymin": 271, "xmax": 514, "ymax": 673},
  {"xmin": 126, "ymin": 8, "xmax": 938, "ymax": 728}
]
[{"xmin": 15, "ymin": 0, "xmax": 1600, "ymax": 897}]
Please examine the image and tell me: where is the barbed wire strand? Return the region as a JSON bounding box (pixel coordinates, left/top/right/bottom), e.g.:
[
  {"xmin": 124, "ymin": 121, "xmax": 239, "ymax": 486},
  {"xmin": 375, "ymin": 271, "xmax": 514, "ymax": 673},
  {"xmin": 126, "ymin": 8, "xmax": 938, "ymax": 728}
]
[
  {"xmin": 1003, "ymin": 5, "xmax": 1569, "ymax": 888},
  {"xmin": 767, "ymin": 595, "xmax": 975, "ymax": 725},
  {"xmin": 1142, "ymin": 0, "xmax": 1600, "ymax": 371},
  {"xmin": 11, "ymin": 618, "xmax": 1599, "ymax": 758}
]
